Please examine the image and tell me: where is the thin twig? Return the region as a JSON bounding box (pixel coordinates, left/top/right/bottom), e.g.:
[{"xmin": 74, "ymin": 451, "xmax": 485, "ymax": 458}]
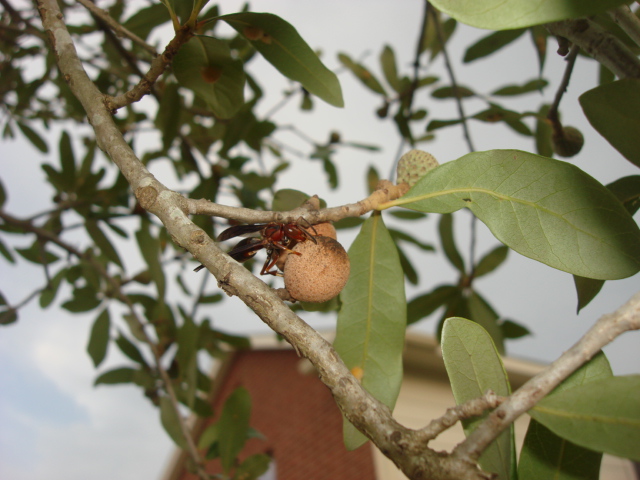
[
  {"xmin": 185, "ymin": 180, "xmax": 410, "ymax": 224},
  {"xmin": 77, "ymin": 0, "xmax": 158, "ymax": 56},
  {"xmin": 430, "ymin": 8, "xmax": 475, "ymax": 152},
  {"xmin": 389, "ymin": 0, "xmax": 431, "ymax": 180},
  {"xmin": 546, "ymin": 44, "xmax": 580, "ymax": 131}
]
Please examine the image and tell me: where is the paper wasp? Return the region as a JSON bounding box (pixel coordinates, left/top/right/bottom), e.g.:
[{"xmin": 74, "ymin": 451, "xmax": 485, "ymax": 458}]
[{"xmin": 195, "ymin": 221, "xmax": 318, "ymax": 276}]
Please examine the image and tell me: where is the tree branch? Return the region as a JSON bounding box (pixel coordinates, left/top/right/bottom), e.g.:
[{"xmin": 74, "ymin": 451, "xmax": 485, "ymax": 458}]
[
  {"xmin": 36, "ymin": 2, "xmax": 640, "ymax": 479},
  {"xmin": 546, "ymin": 18, "xmax": 640, "ymax": 79},
  {"xmin": 186, "ymin": 180, "xmax": 409, "ymax": 225},
  {"xmin": 609, "ymin": 4, "xmax": 640, "ymax": 49},
  {"xmin": 453, "ymin": 290, "xmax": 640, "ymax": 463}
]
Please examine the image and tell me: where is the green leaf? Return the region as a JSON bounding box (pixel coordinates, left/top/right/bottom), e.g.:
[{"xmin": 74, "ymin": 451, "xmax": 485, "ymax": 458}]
[
  {"xmin": 0, "ymin": 238, "xmax": 14, "ymax": 264},
  {"xmin": 500, "ymin": 319, "xmax": 530, "ymax": 339},
  {"xmin": 155, "ymin": 82, "xmax": 182, "ymax": 150},
  {"xmin": 0, "ymin": 178, "xmax": 6, "ymax": 208},
  {"xmin": 580, "ymin": 78, "xmax": 640, "ymax": 168},
  {"xmin": 0, "ymin": 308, "xmax": 18, "ymax": 326},
  {"xmin": 122, "ymin": 3, "xmax": 169, "ymax": 40},
  {"xmin": 441, "ymin": 317, "xmax": 515, "ymax": 480},
  {"xmin": 388, "ymin": 149, "xmax": 640, "ymax": 280},
  {"xmin": 16, "ymin": 121, "xmax": 48, "ymax": 153},
  {"xmin": 135, "ymin": 219, "xmax": 166, "ymax": 300},
  {"xmin": 530, "ymin": 375, "xmax": 640, "ymax": 461},
  {"xmin": 94, "ymin": 367, "xmax": 136, "ymax": 385},
  {"xmin": 62, "ymin": 286, "xmax": 101, "ymax": 313},
  {"xmin": 271, "ymin": 189, "xmax": 309, "ymax": 211},
  {"xmin": 429, "ymin": 0, "xmax": 628, "ymax": 29},
  {"xmin": 426, "ymin": 118, "xmax": 464, "ymax": 132},
  {"xmin": 439, "ymin": 214, "xmax": 465, "ymax": 273},
  {"xmin": 607, "ymin": 175, "xmax": 640, "ymax": 216},
  {"xmin": 235, "ymin": 454, "xmax": 271, "ymax": 480},
  {"xmin": 466, "ymin": 291, "xmax": 505, "ymax": 354},
  {"xmin": 380, "ymin": 45, "xmax": 400, "ymax": 92},
  {"xmin": 432, "ymin": 85, "xmax": 475, "ymax": 99},
  {"xmin": 218, "ymin": 387, "xmax": 252, "ymax": 473},
  {"xmin": 16, "ymin": 243, "xmax": 58, "ymax": 265},
  {"xmin": 474, "ymin": 245, "xmax": 509, "ymax": 278},
  {"xmin": 535, "ymin": 104, "xmax": 553, "ymax": 157},
  {"xmin": 573, "ymin": 275, "xmax": 605, "ymax": 313},
  {"xmin": 173, "ymin": 35, "xmax": 245, "ymax": 119},
  {"xmin": 58, "ymin": 130, "xmax": 76, "ymax": 192},
  {"xmin": 176, "ymin": 315, "xmax": 199, "ymax": 408},
  {"xmin": 518, "ymin": 420, "xmax": 602, "ymax": 480},
  {"xmin": 520, "ymin": 352, "xmax": 613, "ymax": 478},
  {"xmin": 115, "ymin": 332, "xmax": 147, "ymax": 365},
  {"xmin": 87, "ymin": 309, "xmax": 110, "ymax": 368},
  {"xmin": 38, "ymin": 268, "xmax": 65, "ymax": 308},
  {"xmin": 464, "ymin": 29, "xmax": 526, "ymax": 63},
  {"xmin": 338, "ymin": 53, "xmax": 386, "ymax": 96},
  {"xmin": 491, "ymin": 78, "xmax": 548, "ymax": 96},
  {"xmin": 407, "ymin": 285, "xmax": 458, "ymax": 325},
  {"xmin": 220, "ymin": 12, "xmax": 343, "ymax": 107},
  {"xmin": 85, "ymin": 219, "xmax": 123, "ymax": 268},
  {"xmin": 334, "ymin": 214, "xmax": 406, "ymax": 450},
  {"xmin": 160, "ymin": 396, "xmax": 188, "ymax": 449}
]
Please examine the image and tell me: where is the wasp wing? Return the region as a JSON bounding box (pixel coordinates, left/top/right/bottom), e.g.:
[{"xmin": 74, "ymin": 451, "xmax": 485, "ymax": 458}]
[{"xmin": 217, "ymin": 224, "xmax": 265, "ymax": 242}]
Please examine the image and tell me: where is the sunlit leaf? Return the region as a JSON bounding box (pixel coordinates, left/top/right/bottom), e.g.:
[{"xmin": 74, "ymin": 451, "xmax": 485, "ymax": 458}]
[
  {"xmin": 580, "ymin": 78, "xmax": 640, "ymax": 168},
  {"xmin": 220, "ymin": 12, "xmax": 343, "ymax": 107},
  {"xmin": 173, "ymin": 35, "xmax": 245, "ymax": 119},
  {"xmin": 441, "ymin": 317, "xmax": 515, "ymax": 480},
  {"xmin": 387, "ymin": 150, "xmax": 640, "ymax": 280},
  {"xmin": 334, "ymin": 214, "xmax": 406, "ymax": 450},
  {"xmin": 87, "ymin": 309, "xmax": 110, "ymax": 367},
  {"xmin": 429, "ymin": 0, "xmax": 628, "ymax": 30}
]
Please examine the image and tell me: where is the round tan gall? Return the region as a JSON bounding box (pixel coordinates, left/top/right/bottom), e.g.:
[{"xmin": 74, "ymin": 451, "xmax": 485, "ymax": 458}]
[{"xmin": 284, "ymin": 236, "xmax": 350, "ymax": 303}]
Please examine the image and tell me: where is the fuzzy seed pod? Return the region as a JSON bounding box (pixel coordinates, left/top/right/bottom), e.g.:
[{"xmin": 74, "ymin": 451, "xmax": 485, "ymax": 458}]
[
  {"xmin": 310, "ymin": 222, "xmax": 337, "ymax": 240},
  {"xmin": 284, "ymin": 236, "xmax": 350, "ymax": 303},
  {"xmin": 396, "ymin": 149, "xmax": 439, "ymax": 187},
  {"xmin": 552, "ymin": 126, "xmax": 584, "ymax": 158}
]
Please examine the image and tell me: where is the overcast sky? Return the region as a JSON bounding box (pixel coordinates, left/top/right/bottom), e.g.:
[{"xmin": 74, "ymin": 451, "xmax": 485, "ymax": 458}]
[{"xmin": 1, "ymin": 1, "xmax": 639, "ymax": 480}]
